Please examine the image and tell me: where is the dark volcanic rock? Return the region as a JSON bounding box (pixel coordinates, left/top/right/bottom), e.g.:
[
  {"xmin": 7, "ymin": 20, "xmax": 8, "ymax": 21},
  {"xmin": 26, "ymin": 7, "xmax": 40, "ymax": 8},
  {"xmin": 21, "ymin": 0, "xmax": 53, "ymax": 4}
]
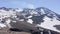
[{"xmin": 54, "ymin": 25, "xmax": 60, "ymax": 31}]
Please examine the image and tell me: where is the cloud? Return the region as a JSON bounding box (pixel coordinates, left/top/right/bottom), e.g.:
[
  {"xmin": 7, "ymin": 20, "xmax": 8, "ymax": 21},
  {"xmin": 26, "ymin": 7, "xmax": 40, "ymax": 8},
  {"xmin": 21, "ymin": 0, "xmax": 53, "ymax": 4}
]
[
  {"xmin": 0, "ymin": 0, "xmax": 35, "ymax": 8},
  {"xmin": 27, "ymin": 4, "xmax": 35, "ymax": 9}
]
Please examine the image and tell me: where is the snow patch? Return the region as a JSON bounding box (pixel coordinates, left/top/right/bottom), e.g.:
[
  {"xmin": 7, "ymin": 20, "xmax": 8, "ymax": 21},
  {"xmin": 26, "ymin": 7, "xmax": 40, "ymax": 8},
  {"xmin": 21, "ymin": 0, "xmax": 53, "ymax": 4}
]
[
  {"xmin": 27, "ymin": 19, "xmax": 33, "ymax": 24},
  {"xmin": 12, "ymin": 21, "xmax": 16, "ymax": 23},
  {"xmin": 6, "ymin": 19, "xmax": 11, "ymax": 28},
  {"xmin": 16, "ymin": 8, "xmax": 23, "ymax": 12},
  {"xmin": 27, "ymin": 16, "xmax": 32, "ymax": 18},
  {"xmin": 0, "ymin": 23, "xmax": 6, "ymax": 28},
  {"xmin": 19, "ymin": 19, "xmax": 24, "ymax": 21},
  {"xmin": 41, "ymin": 8, "xmax": 45, "ymax": 14}
]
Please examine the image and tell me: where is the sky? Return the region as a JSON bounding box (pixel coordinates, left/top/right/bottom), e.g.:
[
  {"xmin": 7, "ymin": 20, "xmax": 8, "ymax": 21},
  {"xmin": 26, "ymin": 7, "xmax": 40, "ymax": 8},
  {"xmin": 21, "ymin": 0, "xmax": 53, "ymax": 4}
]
[{"xmin": 0, "ymin": 0, "xmax": 60, "ymax": 14}]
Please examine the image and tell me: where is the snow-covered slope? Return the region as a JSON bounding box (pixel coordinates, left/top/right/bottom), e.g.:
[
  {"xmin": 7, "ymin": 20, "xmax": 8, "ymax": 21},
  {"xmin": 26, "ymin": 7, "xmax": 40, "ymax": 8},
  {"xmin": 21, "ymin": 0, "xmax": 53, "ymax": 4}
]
[
  {"xmin": 0, "ymin": 7, "xmax": 60, "ymax": 33},
  {"xmin": 0, "ymin": 7, "xmax": 17, "ymax": 28},
  {"xmin": 37, "ymin": 16, "xmax": 60, "ymax": 32}
]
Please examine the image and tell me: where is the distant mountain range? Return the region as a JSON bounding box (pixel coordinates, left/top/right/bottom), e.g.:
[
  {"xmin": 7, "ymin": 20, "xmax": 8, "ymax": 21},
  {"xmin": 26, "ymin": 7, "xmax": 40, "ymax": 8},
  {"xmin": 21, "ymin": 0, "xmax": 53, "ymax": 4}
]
[{"xmin": 0, "ymin": 7, "xmax": 60, "ymax": 33}]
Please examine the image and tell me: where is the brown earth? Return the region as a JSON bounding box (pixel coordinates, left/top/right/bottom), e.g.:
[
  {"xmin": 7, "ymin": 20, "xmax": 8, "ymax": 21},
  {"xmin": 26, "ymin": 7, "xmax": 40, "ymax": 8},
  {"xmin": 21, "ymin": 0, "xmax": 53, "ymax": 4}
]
[
  {"xmin": 0, "ymin": 30, "xmax": 31, "ymax": 34},
  {"xmin": 0, "ymin": 27, "xmax": 31, "ymax": 34}
]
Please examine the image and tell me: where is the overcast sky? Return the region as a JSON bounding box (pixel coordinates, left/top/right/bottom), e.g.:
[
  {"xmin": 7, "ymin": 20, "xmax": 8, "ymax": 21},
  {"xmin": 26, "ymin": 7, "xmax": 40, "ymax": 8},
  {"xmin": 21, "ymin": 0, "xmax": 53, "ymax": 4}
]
[{"xmin": 0, "ymin": 0, "xmax": 60, "ymax": 14}]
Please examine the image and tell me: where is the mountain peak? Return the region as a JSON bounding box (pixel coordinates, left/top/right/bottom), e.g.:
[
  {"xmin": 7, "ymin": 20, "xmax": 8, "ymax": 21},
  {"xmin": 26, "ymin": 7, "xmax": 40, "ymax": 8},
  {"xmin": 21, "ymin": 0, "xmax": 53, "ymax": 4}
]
[{"xmin": 36, "ymin": 7, "xmax": 47, "ymax": 9}]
